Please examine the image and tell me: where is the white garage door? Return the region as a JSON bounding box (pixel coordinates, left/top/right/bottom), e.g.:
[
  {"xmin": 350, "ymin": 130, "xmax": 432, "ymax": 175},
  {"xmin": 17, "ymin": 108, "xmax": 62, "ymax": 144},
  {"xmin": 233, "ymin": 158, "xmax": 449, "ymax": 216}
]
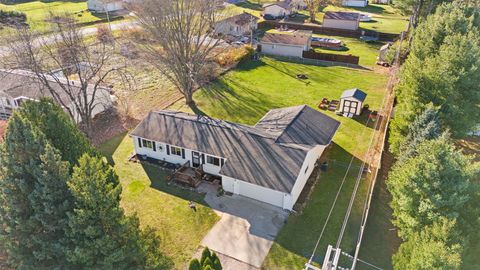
[{"xmin": 237, "ymin": 180, "xmax": 285, "ymax": 208}]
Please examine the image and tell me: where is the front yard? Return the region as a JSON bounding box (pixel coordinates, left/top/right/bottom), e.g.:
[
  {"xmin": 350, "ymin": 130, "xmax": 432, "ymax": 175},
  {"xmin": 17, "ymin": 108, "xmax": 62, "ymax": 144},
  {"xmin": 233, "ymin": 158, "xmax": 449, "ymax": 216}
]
[{"xmin": 98, "ymin": 134, "xmax": 219, "ymax": 268}]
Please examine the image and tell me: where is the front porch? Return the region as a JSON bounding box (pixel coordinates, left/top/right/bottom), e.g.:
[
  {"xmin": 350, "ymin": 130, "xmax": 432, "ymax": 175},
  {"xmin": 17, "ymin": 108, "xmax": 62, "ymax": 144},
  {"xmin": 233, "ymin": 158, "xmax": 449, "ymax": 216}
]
[{"xmin": 167, "ymin": 162, "xmax": 204, "ymax": 188}]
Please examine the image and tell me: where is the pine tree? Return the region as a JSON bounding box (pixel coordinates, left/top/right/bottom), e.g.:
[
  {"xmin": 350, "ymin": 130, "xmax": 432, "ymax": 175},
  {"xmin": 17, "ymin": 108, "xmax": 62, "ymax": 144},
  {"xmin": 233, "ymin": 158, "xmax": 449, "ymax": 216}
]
[
  {"xmin": 65, "ymin": 154, "xmax": 157, "ymax": 269},
  {"xmin": 0, "ymin": 114, "xmax": 71, "ymax": 269},
  {"xmin": 16, "ymin": 99, "xmax": 95, "ymax": 166},
  {"xmin": 387, "ymin": 137, "xmax": 478, "ymax": 239},
  {"xmin": 393, "ymin": 218, "xmax": 463, "ymax": 270},
  {"xmin": 189, "ymin": 259, "xmax": 202, "ymax": 270}
]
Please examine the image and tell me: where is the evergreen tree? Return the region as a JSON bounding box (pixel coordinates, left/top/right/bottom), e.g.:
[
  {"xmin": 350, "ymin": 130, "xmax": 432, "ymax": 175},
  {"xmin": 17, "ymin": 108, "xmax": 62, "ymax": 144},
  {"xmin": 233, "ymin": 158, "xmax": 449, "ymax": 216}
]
[
  {"xmin": 16, "ymin": 99, "xmax": 95, "ymax": 166},
  {"xmin": 0, "ymin": 114, "xmax": 71, "ymax": 269},
  {"xmin": 387, "ymin": 137, "xmax": 478, "ymax": 239},
  {"xmin": 393, "ymin": 218, "xmax": 463, "ymax": 270},
  {"xmin": 395, "ymin": 104, "xmax": 442, "ymax": 157},
  {"xmin": 189, "ymin": 258, "xmax": 202, "ymax": 270},
  {"xmin": 390, "ymin": 4, "xmax": 480, "ymax": 149},
  {"xmin": 66, "ymin": 154, "xmax": 168, "ymax": 269}
]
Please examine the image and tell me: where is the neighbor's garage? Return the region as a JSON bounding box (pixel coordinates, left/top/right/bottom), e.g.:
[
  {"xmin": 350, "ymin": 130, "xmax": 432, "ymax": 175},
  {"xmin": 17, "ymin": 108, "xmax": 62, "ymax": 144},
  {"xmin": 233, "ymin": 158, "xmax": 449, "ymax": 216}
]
[{"xmin": 322, "ymin": 11, "xmax": 360, "ymax": 30}]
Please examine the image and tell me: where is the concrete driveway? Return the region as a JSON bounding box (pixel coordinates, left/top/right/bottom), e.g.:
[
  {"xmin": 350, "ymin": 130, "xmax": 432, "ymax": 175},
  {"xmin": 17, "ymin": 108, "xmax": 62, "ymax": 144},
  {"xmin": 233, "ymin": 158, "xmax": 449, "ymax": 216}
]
[{"xmin": 198, "ymin": 183, "xmax": 289, "ymax": 268}]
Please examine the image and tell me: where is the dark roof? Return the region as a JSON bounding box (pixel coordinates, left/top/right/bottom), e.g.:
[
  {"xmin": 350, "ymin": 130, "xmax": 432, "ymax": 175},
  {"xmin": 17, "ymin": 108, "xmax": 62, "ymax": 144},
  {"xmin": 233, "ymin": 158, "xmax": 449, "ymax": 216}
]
[
  {"xmin": 0, "ymin": 69, "xmax": 110, "ymax": 105},
  {"xmin": 341, "ymin": 88, "xmax": 367, "ymax": 102},
  {"xmin": 260, "ymin": 32, "xmax": 309, "ymax": 46},
  {"xmin": 220, "ymin": 12, "xmax": 258, "ymax": 26},
  {"xmin": 323, "ymin": 11, "xmax": 360, "ymax": 21},
  {"xmin": 130, "ymin": 105, "xmax": 340, "ymax": 193},
  {"xmin": 263, "ymin": 1, "xmax": 291, "ymax": 9}
]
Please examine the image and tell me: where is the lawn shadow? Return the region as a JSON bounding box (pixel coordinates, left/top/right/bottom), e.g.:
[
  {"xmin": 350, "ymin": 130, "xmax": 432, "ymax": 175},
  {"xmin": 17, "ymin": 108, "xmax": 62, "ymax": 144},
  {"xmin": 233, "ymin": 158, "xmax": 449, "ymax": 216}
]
[
  {"xmin": 234, "ymin": 0, "xmax": 262, "ymax": 11},
  {"xmin": 270, "ymin": 142, "xmax": 369, "ymax": 266},
  {"xmin": 98, "ymin": 132, "xmax": 127, "ymax": 166}
]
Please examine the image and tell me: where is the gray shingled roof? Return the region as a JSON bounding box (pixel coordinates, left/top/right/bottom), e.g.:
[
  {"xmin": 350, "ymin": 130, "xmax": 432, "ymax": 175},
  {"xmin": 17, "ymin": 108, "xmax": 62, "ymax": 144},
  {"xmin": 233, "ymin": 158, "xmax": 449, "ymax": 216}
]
[
  {"xmin": 260, "ymin": 33, "xmax": 309, "ymax": 46},
  {"xmin": 324, "ymin": 11, "xmax": 360, "ymax": 21},
  {"xmin": 219, "ymin": 12, "xmax": 259, "ymax": 26},
  {"xmin": 341, "ymin": 88, "xmax": 367, "ymax": 102},
  {"xmin": 130, "ymin": 105, "xmax": 340, "ymax": 193}
]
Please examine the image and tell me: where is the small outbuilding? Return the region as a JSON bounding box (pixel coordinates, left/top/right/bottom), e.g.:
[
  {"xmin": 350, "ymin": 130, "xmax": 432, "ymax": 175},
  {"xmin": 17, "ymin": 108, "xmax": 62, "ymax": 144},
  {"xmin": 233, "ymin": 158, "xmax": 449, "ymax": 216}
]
[
  {"xmin": 259, "ymin": 30, "xmax": 312, "ymax": 58},
  {"xmin": 263, "ymin": 2, "xmax": 294, "ymax": 18},
  {"xmin": 342, "ymin": 0, "xmax": 368, "ymax": 7},
  {"xmin": 322, "ymin": 11, "xmax": 360, "ymax": 30},
  {"xmin": 339, "ymin": 88, "xmax": 367, "ymax": 116}
]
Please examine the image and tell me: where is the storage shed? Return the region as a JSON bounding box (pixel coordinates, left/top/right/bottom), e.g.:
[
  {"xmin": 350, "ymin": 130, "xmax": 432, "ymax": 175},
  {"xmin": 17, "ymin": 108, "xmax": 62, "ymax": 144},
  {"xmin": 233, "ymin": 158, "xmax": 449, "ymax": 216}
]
[
  {"xmin": 339, "ymin": 88, "xmax": 367, "ymax": 116},
  {"xmin": 322, "ymin": 11, "xmax": 360, "ymax": 30}
]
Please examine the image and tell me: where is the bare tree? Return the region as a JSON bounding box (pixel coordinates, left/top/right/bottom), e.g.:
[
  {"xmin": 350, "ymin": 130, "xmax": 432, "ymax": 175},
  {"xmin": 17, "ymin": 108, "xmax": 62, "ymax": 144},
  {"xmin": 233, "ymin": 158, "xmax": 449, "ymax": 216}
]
[
  {"xmin": 3, "ymin": 14, "xmax": 129, "ymax": 137},
  {"xmin": 305, "ymin": 0, "xmax": 340, "ymax": 23},
  {"xmin": 131, "ymin": 0, "xmax": 225, "ymax": 107}
]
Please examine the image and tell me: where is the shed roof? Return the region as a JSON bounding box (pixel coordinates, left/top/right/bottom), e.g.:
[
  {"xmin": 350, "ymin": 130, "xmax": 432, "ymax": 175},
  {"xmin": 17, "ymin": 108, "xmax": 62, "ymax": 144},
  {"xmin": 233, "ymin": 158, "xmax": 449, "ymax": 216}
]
[
  {"xmin": 260, "ymin": 32, "xmax": 309, "ymax": 46},
  {"xmin": 130, "ymin": 105, "xmax": 339, "ymax": 193},
  {"xmin": 323, "ymin": 11, "xmax": 360, "ymax": 21},
  {"xmin": 341, "ymin": 88, "xmax": 367, "ymax": 102}
]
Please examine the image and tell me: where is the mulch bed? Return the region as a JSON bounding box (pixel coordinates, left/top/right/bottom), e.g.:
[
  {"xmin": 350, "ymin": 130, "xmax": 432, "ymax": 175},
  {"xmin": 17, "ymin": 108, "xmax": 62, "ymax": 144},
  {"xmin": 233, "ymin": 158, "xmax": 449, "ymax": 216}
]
[{"xmin": 89, "ymin": 108, "xmax": 139, "ymax": 146}]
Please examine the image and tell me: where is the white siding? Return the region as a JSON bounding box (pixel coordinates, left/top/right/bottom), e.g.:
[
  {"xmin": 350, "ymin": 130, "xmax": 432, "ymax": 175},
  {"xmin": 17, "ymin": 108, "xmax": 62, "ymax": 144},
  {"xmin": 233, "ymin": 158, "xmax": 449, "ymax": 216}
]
[
  {"xmin": 323, "ymin": 18, "xmax": 359, "ymax": 30},
  {"xmin": 87, "ymin": 0, "xmax": 124, "ymax": 12},
  {"xmin": 287, "ymin": 145, "xmax": 327, "ymax": 209},
  {"xmin": 261, "ymin": 43, "xmax": 304, "ymax": 58},
  {"xmin": 70, "ymin": 87, "xmax": 113, "ymax": 123},
  {"xmin": 342, "ymin": 0, "xmax": 368, "ymax": 7},
  {"xmin": 221, "ymin": 175, "xmax": 287, "ymax": 208}
]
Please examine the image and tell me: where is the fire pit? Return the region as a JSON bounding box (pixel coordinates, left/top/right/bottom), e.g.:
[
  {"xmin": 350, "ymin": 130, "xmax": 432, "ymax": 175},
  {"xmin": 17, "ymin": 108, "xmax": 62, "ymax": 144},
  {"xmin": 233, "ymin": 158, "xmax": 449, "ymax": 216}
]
[{"xmin": 311, "ymin": 37, "xmax": 342, "ymax": 48}]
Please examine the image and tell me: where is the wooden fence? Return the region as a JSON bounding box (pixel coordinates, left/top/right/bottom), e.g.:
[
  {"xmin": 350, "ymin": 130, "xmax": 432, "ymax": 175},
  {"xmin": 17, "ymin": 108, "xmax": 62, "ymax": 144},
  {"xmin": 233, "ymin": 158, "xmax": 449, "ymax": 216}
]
[{"xmin": 302, "ymin": 50, "xmax": 360, "ymax": 65}]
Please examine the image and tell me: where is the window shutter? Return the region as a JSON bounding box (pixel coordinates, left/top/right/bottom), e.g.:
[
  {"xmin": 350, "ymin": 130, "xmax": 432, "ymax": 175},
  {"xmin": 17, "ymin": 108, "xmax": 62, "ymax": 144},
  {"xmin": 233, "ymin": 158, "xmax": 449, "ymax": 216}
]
[
  {"xmin": 138, "ymin": 138, "xmax": 142, "ymax": 148},
  {"xmin": 201, "ymin": 154, "xmax": 205, "ymax": 164},
  {"xmin": 166, "ymin": 145, "xmax": 170, "ymax": 155},
  {"xmin": 221, "ymin": 159, "xmax": 225, "ymax": 167},
  {"xmin": 181, "ymin": 149, "xmax": 185, "ymax": 159},
  {"xmin": 152, "ymin": 141, "xmax": 156, "ymax": 151}
]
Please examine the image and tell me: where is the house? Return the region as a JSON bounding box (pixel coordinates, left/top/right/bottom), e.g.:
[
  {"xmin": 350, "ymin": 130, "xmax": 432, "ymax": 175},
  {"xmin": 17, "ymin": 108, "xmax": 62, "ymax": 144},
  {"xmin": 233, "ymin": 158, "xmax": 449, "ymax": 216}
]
[
  {"xmin": 342, "ymin": 0, "xmax": 368, "ymax": 7},
  {"xmin": 0, "ymin": 69, "xmax": 113, "ymax": 122},
  {"xmin": 130, "ymin": 105, "xmax": 340, "ymax": 210},
  {"xmin": 322, "ymin": 11, "xmax": 361, "ymax": 30},
  {"xmin": 263, "ymin": 1, "xmax": 295, "ymax": 18},
  {"xmin": 259, "ymin": 30, "xmax": 312, "ymax": 58},
  {"xmin": 339, "ymin": 88, "xmax": 367, "ymax": 116},
  {"xmin": 87, "ymin": 0, "xmax": 124, "ymax": 13},
  {"xmin": 215, "ymin": 12, "xmax": 259, "ymax": 37}
]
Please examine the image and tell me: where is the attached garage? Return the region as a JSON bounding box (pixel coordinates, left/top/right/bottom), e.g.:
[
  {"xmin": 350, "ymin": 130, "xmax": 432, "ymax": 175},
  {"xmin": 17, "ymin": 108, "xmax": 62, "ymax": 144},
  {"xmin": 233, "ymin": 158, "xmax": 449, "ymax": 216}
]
[{"xmin": 339, "ymin": 88, "xmax": 367, "ymax": 116}]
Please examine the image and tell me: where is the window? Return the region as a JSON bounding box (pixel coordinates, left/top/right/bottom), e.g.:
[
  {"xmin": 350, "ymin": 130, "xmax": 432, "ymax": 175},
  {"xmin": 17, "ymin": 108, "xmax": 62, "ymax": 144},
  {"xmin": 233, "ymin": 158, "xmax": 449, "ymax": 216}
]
[
  {"xmin": 140, "ymin": 139, "xmax": 156, "ymax": 151},
  {"xmin": 207, "ymin": 155, "xmax": 220, "ymax": 166},
  {"xmin": 142, "ymin": 139, "xmax": 152, "ymax": 149},
  {"xmin": 171, "ymin": 146, "xmax": 182, "ymax": 156}
]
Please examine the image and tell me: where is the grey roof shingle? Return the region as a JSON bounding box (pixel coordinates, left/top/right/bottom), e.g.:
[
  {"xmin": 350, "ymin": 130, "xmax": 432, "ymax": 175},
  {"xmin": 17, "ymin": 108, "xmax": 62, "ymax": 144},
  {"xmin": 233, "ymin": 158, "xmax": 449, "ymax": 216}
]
[
  {"xmin": 260, "ymin": 32, "xmax": 310, "ymax": 46},
  {"xmin": 324, "ymin": 11, "xmax": 360, "ymax": 21},
  {"xmin": 341, "ymin": 88, "xmax": 367, "ymax": 102},
  {"xmin": 130, "ymin": 105, "xmax": 340, "ymax": 193}
]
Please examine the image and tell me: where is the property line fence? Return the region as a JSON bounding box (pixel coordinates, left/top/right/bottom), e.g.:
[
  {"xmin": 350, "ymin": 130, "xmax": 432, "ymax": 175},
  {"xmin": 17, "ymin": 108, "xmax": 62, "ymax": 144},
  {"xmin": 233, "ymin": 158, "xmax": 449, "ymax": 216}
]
[
  {"xmin": 259, "ymin": 53, "xmax": 364, "ymax": 69},
  {"xmin": 302, "ymin": 50, "xmax": 360, "ymax": 65}
]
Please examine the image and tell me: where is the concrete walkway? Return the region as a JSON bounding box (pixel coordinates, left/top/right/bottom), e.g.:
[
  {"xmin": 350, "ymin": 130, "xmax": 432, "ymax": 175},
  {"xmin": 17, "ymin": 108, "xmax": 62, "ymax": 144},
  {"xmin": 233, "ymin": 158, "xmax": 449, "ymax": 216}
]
[{"xmin": 198, "ymin": 183, "xmax": 289, "ymax": 268}]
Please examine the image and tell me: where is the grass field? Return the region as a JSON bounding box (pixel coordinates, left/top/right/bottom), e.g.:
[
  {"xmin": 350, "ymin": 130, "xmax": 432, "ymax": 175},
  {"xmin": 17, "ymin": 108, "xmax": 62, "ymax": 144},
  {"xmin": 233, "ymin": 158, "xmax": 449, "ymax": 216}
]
[
  {"xmin": 0, "ymin": 0, "xmax": 107, "ymax": 34},
  {"xmin": 167, "ymin": 57, "xmax": 390, "ymax": 268},
  {"xmin": 98, "ymin": 134, "xmax": 219, "ymax": 269}
]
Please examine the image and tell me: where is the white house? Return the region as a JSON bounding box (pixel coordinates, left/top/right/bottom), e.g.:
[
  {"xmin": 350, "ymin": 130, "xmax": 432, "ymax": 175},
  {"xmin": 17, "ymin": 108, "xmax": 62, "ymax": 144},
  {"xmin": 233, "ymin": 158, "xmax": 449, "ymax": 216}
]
[
  {"xmin": 342, "ymin": 0, "xmax": 368, "ymax": 7},
  {"xmin": 260, "ymin": 30, "xmax": 312, "ymax": 58},
  {"xmin": 263, "ymin": 2, "xmax": 295, "ymax": 18},
  {"xmin": 339, "ymin": 88, "xmax": 367, "ymax": 116},
  {"xmin": 130, "ymin": 105, "xmax": 340, "ymax": 210},
  {"xmin": 0, "ymin": 69, "xmax": 113, "ymax": 123},
  {"xmin": 322, "ymin": 11, "xmax": 361, "ymax": 30},
  {"xmin": 87, "ymin": 0, "xmax": 124, "ymax": 13},
  {"xmin": 215, "ymin": 12, "xmax": 259, "ymax": 37}
]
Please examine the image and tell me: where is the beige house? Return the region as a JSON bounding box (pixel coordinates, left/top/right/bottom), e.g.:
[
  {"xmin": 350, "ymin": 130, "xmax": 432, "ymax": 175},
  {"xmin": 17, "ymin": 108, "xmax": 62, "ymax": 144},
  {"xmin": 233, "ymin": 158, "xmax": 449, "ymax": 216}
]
[
  {"xmin": 263, "ymin": 2, "xmax": 295, "ymax": 18},
  {"xmin": 215, "ymin": 12, "xmax": 259, "ymax": 37},
  {"xmin": 322, "ymin": 11, "xmax": 361, "ymax": 30}
]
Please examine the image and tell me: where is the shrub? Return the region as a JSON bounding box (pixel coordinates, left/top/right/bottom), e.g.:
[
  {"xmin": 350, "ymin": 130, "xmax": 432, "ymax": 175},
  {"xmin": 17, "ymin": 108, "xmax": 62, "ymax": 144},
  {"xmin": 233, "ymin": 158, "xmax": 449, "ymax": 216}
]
[
  {"xmin": 189, "ymin": 258, "xmax": 202, "ymax": 270},
  {"xmin": 96, "ymin": 24, "xmax": 114, "ymax": 44}
]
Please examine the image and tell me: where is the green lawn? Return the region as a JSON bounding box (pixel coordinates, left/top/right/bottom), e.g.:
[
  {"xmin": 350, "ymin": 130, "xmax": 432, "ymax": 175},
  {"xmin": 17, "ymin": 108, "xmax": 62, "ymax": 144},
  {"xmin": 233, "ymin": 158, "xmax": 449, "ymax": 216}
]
[
  {"xmin": 168, "ymin": 57, "xmax": 389, "ymax": 268},
  {"xmin": 0, "ymin": 1, "xmax": 107, "ymax": 34},
  {"xmin": 98, "ymin": 133, "xmax": 219, "ymax": 269}
]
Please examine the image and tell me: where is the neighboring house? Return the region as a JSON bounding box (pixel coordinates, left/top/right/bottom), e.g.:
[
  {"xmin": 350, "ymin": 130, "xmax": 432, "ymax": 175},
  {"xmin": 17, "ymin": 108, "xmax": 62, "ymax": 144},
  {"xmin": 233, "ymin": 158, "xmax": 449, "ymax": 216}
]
[
  {"xmin": 87, "ymin": 0, "xmax": 124, "ymax": 13},
  {"xmin": 322, "ymin": 11, "xmax": 361, "ymax": 30},
  {"xmin": 130, "ymin": 105, "xmax": 340, "ymax": 210},
  {"xmin": 0, "ymin": 69, "xmax": 113, "ymax": 123},
  {"xmin": 215, "ymin": 12, "xmax": 259, "ymax": 37},
  {"xmin": 342, "ymin": 0, "xmax": 368, "ymax": 7},
  {"xmin": 260, "ymin": 30, "xmax": 312, "ymax": 58},
  {"xmin": 287, "ymin": 0, "xmax": 308, "ymax": 10},
  {"xmin": 339, "ymin": 88, "xmax": 367, "ymax": 116},
  {"xmin": 263, "ymin": 1, "xmax": 295, "ymax": 18}
]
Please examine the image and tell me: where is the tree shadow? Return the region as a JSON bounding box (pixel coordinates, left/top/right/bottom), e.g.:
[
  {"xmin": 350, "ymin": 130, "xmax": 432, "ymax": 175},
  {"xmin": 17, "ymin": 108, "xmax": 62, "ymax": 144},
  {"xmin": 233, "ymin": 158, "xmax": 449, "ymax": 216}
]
[
  {"xmin": 97, "ymin": 132, "xmax": 127, "ymax": 166},
  {"xmin": 234, "ymin": 1, "xmax": 262, "ymax": 11}
]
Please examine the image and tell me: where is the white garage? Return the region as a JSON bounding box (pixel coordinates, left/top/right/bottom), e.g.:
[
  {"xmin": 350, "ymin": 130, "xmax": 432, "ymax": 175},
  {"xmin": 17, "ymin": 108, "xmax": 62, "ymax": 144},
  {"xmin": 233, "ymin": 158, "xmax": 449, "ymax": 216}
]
[
  {"xmin": 260, "ymin": 31, "xmax": 312, "ymax": 58},
  {"xmin": 323, "ymin": 11, "xmax": 361, "ymax": 30},
  {"xmin": 343, "ymin": 0, "xmax": 368, "ymax": 7},
  {"xmin": 130, "ymin": 105, "xmax": 340, "ymax": 210},
  {"xmin": 339, "ymin": 88, "xmax": 367, "ymax": 116}
]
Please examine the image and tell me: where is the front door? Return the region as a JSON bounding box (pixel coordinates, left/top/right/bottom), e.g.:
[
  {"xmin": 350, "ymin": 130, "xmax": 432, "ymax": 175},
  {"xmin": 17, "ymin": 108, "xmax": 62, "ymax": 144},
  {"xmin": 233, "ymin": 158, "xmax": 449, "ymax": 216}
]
[{"xmin": 191, "ymin": 151, "xmax": 201, "ymax": 167}]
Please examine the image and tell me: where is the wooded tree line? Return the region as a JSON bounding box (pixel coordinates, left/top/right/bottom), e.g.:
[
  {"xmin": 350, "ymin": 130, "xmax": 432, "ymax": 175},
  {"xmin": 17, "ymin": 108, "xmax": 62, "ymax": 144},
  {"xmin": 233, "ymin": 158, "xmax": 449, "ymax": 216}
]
[
  {"xmin": 387, "ymin": 3, "xmax": 480, "ymax": 269},
  {"xmin": 0, "ymin": 99, "xmax": 172, "ymax": 269}
]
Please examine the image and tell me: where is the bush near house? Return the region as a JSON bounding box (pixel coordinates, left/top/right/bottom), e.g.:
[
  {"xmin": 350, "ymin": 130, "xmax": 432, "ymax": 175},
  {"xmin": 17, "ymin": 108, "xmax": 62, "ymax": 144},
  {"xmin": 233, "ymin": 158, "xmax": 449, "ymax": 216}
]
[{"xmin": 189, "ymin": 247, "xmax": 222, "ymax": 270}]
